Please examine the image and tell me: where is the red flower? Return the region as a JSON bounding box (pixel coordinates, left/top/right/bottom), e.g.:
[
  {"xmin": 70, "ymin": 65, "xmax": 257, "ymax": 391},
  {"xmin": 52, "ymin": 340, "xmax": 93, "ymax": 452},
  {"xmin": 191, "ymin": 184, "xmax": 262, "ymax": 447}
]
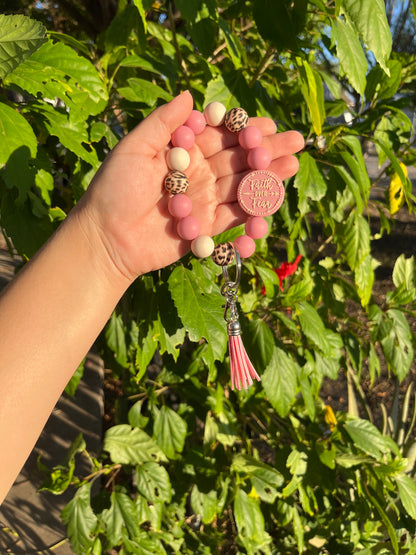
[{"xmin": 261, "ymin": 255, "xmax": 302, "ymax": 295}]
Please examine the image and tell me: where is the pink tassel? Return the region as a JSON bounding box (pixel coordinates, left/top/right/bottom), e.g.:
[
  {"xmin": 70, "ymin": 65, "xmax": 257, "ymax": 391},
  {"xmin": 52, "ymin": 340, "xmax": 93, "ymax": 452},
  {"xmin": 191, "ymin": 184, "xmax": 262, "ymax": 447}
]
[{"xmin": 229, "ymin": 334, "xmax": 260, "ymax": 391}]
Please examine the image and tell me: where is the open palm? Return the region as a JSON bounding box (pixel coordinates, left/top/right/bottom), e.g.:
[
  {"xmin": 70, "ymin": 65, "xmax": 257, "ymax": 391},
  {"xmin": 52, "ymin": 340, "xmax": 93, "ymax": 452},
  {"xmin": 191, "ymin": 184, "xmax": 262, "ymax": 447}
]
[{"xmin": 81, "ymin": 91, "xmax": 304, "ymax": 279}]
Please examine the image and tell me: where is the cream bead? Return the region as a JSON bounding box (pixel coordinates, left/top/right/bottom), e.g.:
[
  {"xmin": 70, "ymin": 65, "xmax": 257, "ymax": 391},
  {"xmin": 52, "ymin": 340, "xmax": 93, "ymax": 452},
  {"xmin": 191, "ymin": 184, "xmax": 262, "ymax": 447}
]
[
  {"xmin": 204, "ymin": 102, "xmax": 227, "ymax": 127},
  {"xmin": 191, "ymin": 235, "xmax": 215, "ymax": 258},
  {"xmin": 166, "ymin": 147, "xmax": 190, "ymax": 172}
]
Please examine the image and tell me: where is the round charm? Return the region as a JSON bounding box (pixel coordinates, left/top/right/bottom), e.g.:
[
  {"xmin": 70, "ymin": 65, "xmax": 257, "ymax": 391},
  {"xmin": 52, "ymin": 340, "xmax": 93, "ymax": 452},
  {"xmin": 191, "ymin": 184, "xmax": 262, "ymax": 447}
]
[
  {"xmin": 164, "ymin": 170, "xmax": 189, "ymax": 194},
  {"xmin": 212, "ymin": 242, "xmax": 235, "ymax": 266},
  {"xmin": 237, "ymin": 170, "xmax": 285, "ymax": 217},
  {"xmin": 225, "ymin": 107, "xmax": 249, "ymax": 133}
]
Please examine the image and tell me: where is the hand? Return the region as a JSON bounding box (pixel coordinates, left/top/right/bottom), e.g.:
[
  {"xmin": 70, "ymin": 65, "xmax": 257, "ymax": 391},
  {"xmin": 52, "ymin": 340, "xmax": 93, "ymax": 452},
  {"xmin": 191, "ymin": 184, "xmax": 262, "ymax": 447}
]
[{"xmin": 78, "ymin": 91, "xmax": 304, "ymax": 280}]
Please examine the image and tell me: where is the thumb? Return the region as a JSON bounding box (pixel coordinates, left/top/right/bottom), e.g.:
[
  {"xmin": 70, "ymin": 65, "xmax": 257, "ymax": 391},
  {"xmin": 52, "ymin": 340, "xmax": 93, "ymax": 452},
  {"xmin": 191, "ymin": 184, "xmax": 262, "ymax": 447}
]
[{"xmin": 122, "ymin": 91, "xmax": 194, "ymax": 155}]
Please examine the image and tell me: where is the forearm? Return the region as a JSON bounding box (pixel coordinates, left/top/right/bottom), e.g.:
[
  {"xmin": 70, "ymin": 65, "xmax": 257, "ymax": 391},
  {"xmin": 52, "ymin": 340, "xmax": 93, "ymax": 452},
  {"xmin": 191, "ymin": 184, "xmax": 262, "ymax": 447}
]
[{"xmin": 0, "ymin": 206, "xmax": 132, "ymax": 503}]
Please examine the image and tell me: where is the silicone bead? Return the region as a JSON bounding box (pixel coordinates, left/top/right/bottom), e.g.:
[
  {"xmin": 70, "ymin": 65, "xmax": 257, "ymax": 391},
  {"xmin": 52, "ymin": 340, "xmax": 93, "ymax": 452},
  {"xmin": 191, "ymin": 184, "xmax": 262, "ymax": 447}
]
[
  {"xmin": 177, "ymin": 216, "xmax": 201, "ymax": 240},
  {"xmin": 168, "ymin": 193, "xmax": 192, "ymax": 218},
  {"xmin": 164, "ymin": 170, "xmax": 189, "ymax": 194},
  {"xmin": 204, "ymin": 102, "xmax": 227, "ymax": 127},
  {"xmin": 239, "ymin": 126, "xmax": 263, "ymax": 150},
  {"xmin": 225, "ymin": 107, "xmax": 249, "ymax": 133},
  {"xmin": 191, "ymin": 235, "xmax": 215, "ymax": 258},
  {"xmin": 212, "ymin": 242, "xmax": 235, "ymax": 266},
  {"xmin": 247, "ymin": 147, "xmax": 272, "ymax": 170},
  {"xmin": 234, "ymin": 235, "xmax": 256, "ymax": 258},
  {"xmin": 167, "ymin": 147, "xmax": 190, "ymax": 172},
  {"xmin": 245, "ymin": 217, "xmax": 268, "ymax": 239},
  {"xmin": 185, "ymin": 110, "xmax": 206, "ymax": 135},
  {"xmin": 171, "ymin": 125, "xmax": 195, "ymax": 150}
]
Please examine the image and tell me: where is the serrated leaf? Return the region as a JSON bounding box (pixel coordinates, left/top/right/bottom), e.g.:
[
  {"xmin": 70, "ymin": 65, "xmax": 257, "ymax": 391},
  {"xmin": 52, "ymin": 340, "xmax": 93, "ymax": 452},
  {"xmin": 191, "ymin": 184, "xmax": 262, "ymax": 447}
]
[
  {"xmin": 342, "ymin": 0, "xmax": 392, "ymax": 73},
  {"xmin": 340, "ymin": 211, "xmax": 370, "ymax": 270},
  {"xmin": 6, "ymin": 40, "xmax": 107, "ymax": 118},
  {"xmin": 135, "ymin": 462, "xmax": 171, "ymax": 503},
  {"xmin": 153, "ymin": 406, "xmax": 187, "ymax": 459},
  {"xmin": 296, "ymin": 301, "xmax": 342, "ymax": 358},
  {"xmin": 234, "ymin": 487, "xmax": 271, "ymax": 549},
  {"xmin": 218, "ymin": 17, "xmax": 243, "ymax": 68},
  {"xmin": 0, "ymin": 102, "xmax": 37, "ymax": 165},
  {"xmin": 65, "ymin": 358, "xmax": 85, "ymax": 397},
  {"xmin": 0, "ymin": 14, "xmax": 46, "ymax": 80},
  {"xmin": 103, "ymin": 424, "xmax": 167, "ymax": 464},
  {"xmin": 380, "ymin": 309, "xmax": 414, "ymax": 381},
  {"xmin": 101, "ymin": 490, "xmax": 140, "ymax": 546},
  {"xmin": 293, "ymin": 152, "xmax": 327, "ymax": 214},
  {"xmin": 344, "ymin": 418, "xmax": 395, "ymax": 459},
  {"xmin": 61, "ymin": 482, "xmax": 97, "ymax": 553},
  {"xmin": 118, "ymin": 77, "xmax": 172, "ymax": 105},
  {"xmin": 396, "ymin": 473, "xmax": 416, "ymax": 519},
  {"xmin": 242, "ymin": 318, "xmax": 275, "ymax": 371},
  {"xmin": 232, "ymin": 454, "xmax": 284, "ymax": 503},
  {"xmin": 253, "ymin": 0, "xmax": 307, "ymax": 51},
  {"xmin": 393, "ymin": 254, "xmax": 415, "ymax": 290},
  {"xmin": 31, "ymin": 103, "xmax": 99, "ymax": 168},
  {"xmin": 168, "ymin": 265, "xmax": 227, "ymax": 372},
  {"xmin": 106, "ymin": 312, "xmax": 128, "ymax": 367},
  {"xmin": 262, "ymin": 347, "xmax": 298, "ymax": 417},
  {"xmin": 190, "ymin": 485, "xmax": 218, "ymax": 524},
  {"xmin": 333, "ymin": 17, "xmax": 367, "ymax": 95}
]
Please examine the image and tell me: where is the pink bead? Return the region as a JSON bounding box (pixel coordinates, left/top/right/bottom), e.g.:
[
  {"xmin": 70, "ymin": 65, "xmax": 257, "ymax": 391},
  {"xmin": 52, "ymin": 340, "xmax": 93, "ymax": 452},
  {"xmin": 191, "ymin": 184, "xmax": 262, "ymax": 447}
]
[
  {"xmin": 245, "ymin": 217, "xmax": 268, "ymax": 239},
  {"xmin": 247, "ymin": 147, "xmax": 272, "ymax": 170},
  {"xmin": 168, "ymin": 193, "xmax": 192, "ymax": 218},
  {"xmin": 238, "ymin": 126, "xmax": 263, "ymax": 150},
  {"xmin": 233, "ymin": 235, "xmax": 256, "ymax": 258},
  {"xmin": 171, "ymin": 126, "xmax": 195, "ymax": 150},
  {"xmin": 177, "ymin": 216, "xmax": 201, "ymax": 240},
  {"xmin": 184, "ymin": 110, "xmax": 206, "ymax": 135}
]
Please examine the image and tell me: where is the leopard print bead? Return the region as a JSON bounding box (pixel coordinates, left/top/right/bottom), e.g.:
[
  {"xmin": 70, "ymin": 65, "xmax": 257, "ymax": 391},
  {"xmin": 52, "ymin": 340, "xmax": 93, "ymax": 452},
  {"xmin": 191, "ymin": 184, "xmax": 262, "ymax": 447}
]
[
  {"xmin": 212, "ymin": 242, "xmax": 235, "ymax": 266},
  {"xmin": 224, "ymin": 107, "xmax": 249, "ymax": 133},
  {"xmin": 164, "ymin": 170, "xmax": 189, "ymax": 194}
]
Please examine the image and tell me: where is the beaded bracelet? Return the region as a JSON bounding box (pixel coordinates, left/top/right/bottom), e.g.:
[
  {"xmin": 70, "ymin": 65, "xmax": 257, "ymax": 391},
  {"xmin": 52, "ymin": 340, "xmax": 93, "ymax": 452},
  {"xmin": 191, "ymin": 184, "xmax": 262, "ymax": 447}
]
[{"xmin": 164, "ymin": 101, "xmax": 285, "ymax": 390}]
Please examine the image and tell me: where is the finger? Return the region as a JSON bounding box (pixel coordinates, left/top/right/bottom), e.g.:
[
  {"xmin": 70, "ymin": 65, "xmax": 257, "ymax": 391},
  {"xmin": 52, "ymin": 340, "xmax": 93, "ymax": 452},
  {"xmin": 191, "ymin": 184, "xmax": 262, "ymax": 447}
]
[
  {"xmin": 196, "ymin": 117, "xmax": 277, "ymax": 158},
  {"xmin": 119, "ymin": 91, "xmax": 194, "ymax": 155}
]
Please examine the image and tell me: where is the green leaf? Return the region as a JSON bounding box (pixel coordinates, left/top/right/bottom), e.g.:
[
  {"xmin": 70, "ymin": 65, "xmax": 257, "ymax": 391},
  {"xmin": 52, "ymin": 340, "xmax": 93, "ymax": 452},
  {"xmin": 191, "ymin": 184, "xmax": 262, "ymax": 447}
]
[
  {"xmin": 333, "ymin": 17, "xmax": 367, "ymax": 95},
  {"xmin": 380, "ymin": 309, "xmax": 414, "ymax": 381},
  {"xmin": 135, "ymin": 462, "xmax": 171, "ymax": 504},
  {"xmin": 168, "ymin": 264, "xmax": 227, "ymax": 372},
  {"xmin": 218, "ymin": 17, "xmax": 244, "ymax": 69},
  {"xmin": 355, "ymin": 253, "xmax": 374, "ymax": 307},
  {"xmin": 339, "ymin": 135, "xmax": 371, "ymax": 205},
  {"xmin": 0, "ymin": 14, "xmax": 46, "ymax": 80},
  {"xmin": 190, "ymin": 485, "xmax": 218, "ymax": 524},
  {"xmin": 103, "ymin": 424, "xmax": 167, "ymax": 464},
  {"xmin": 242, "ymin": 317, "xmax": 275, "ymax": 371},
  {"xmin": 256, "ymin": 265, "xmax": 279, "ymax": 296},
  {"xmin": 65, "ymin": 358, "xmax": 85, "ymax": 397},
  {"xmin": 395, "ymin": 473, "xmax": 416, "ymax": 520},
  {"xmin": 293, "ymin": 152, "xmax": 327, "ymax": 214},
  {"xmin": 234, "ymin": 487, "xmax": 271, "ymax": 550},
  {"xmin": 340, "ymin": 211, "xmax": 371, "ymax": 270},
  {"xmin": 232, "ymin": 454, "xmax": 284, "ymax": 503},
  {"xmin": 61, "ymin": 482, "xmax": 97, "ymax": 553},
  {"xmin": 106, "ymin": 313, "xmax": 128, "ymax": 368},
  {"xmin": 101, "ymin": 489, "xmax": 140, "ymax": 546},
  {"xmin": 188, "ymin": 18, "xmax": 218, "ymax": 58},
  {"xmin": 118, "ymin": 77, "xmax": 172, "ymax": 105},
  {"xmin": 132, "ymin": 0, "xmax": 148, "ymax": 33},
  {"xmin": 262, "ymin": 347, "xmax": 298, "ymax": 417},
  {"xmin": 296, "ymin": 57, "xmax": 325, "ymax": 136},
  {"xmin": 393, "ymin": 254, "xmax": 415, "ymax": 290},
  {"xmin": 344, "ymin": 418, "xmax": 395, "ymax": 459},
  {"xmin": 153, "ymin": 406, "xmax": 187, "ymax": 459},
  {"xmin": 31, "ymin": 103, "xmax": 99, "ymax": 168},
  {"xmin": 296, "ymin": 301, "xmax": 342, "ymax": 358},
  {"xmin": 6, "ymin": 40, "xmax": 107, "ymax": 118},
  {"xmin": 341, "ymin": 0, "xmax": 392, "ymax": 74},
  {"xmin": 0, "ymin": 102, "xmax": 37, "ymax": 165}
]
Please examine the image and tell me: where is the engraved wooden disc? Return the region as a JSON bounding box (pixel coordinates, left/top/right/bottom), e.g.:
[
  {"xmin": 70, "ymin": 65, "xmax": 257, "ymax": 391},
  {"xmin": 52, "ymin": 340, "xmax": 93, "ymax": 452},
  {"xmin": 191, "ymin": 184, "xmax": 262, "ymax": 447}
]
[{"xmin": 237, "ymin": 170, "xmax": 285, "ymax": 217}]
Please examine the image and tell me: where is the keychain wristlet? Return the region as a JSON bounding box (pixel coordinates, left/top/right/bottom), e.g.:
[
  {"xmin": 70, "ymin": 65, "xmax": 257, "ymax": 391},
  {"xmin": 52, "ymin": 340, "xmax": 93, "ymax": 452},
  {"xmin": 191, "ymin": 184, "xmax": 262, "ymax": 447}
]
[{"xmin": 164, "ymin": 101, "xmax": 285, "ymax": 390}]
